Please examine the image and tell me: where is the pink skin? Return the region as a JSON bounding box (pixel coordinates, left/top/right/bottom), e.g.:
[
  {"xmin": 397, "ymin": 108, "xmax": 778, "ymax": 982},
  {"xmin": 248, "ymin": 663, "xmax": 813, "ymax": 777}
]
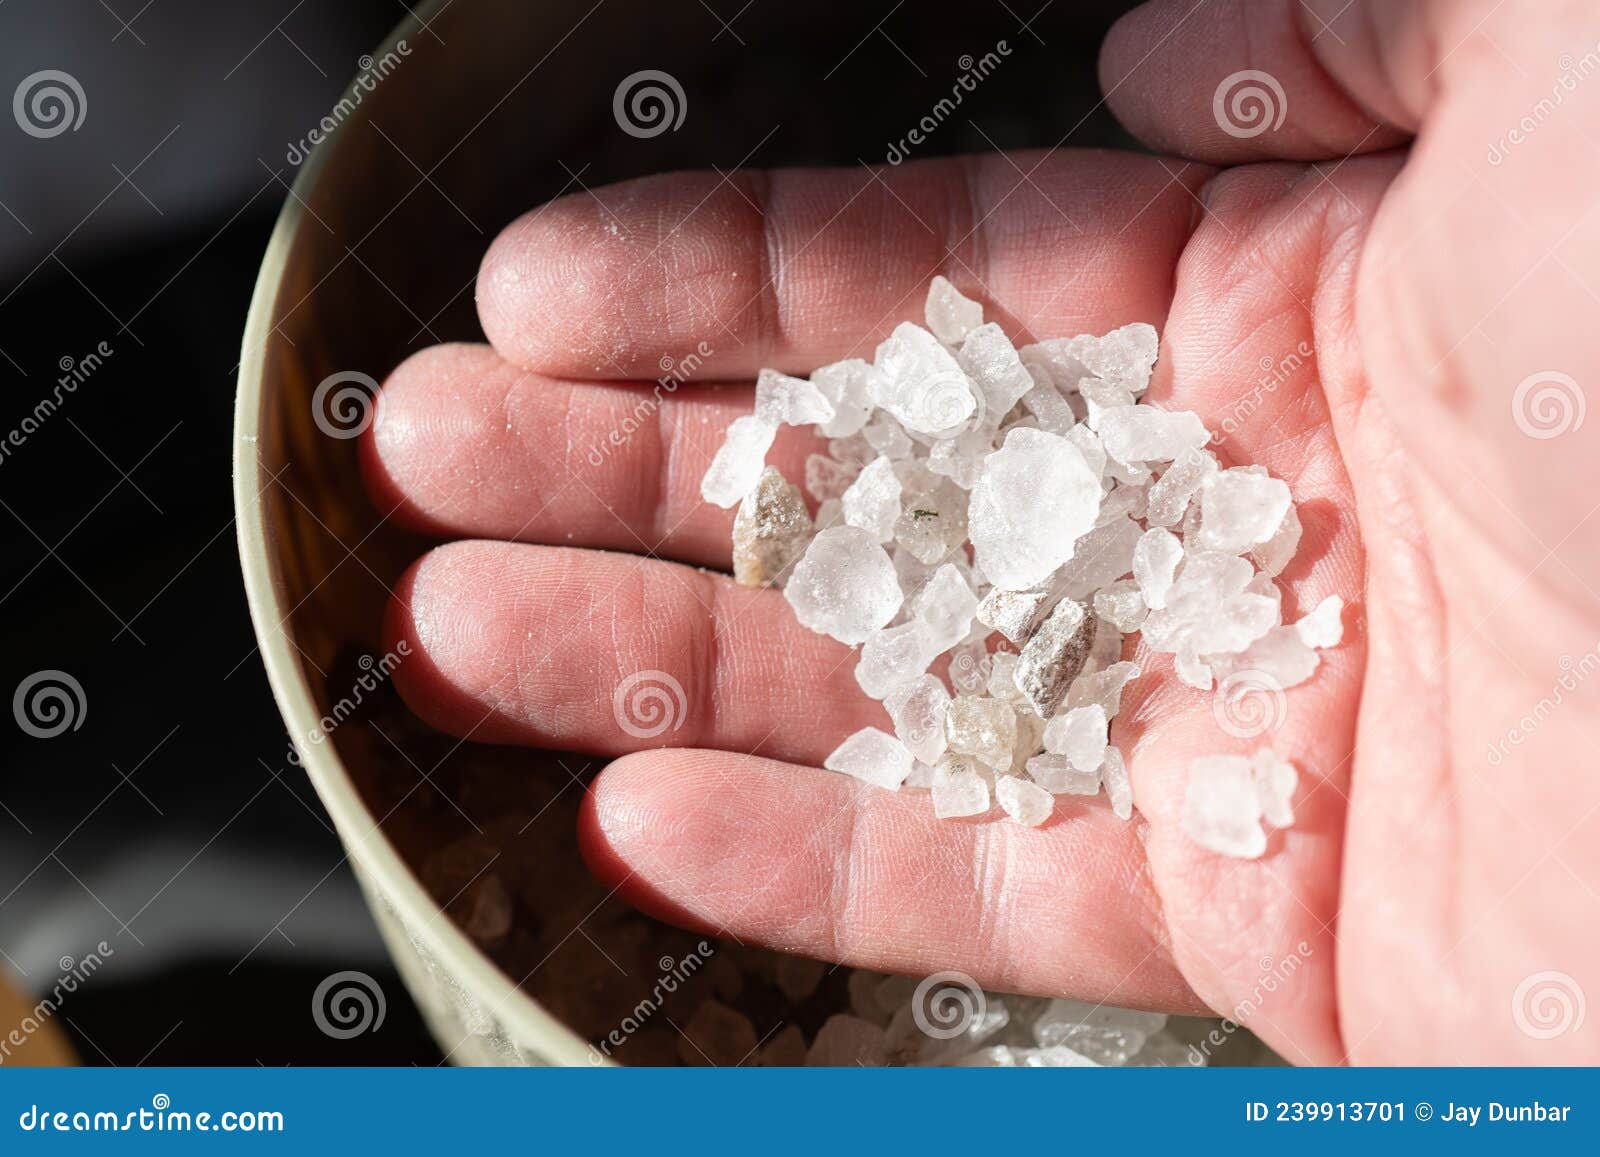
[{"xmin": 360, "ymin": 0, "xmax": 1600, "ymax": 1064}]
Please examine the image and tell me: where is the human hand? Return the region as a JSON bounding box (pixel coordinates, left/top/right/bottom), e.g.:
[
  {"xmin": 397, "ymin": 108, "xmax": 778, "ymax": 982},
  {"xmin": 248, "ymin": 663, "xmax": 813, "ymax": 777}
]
[{"xmin": 361, "ymin": 0, "xmax": 1600, "ymax": 1065}]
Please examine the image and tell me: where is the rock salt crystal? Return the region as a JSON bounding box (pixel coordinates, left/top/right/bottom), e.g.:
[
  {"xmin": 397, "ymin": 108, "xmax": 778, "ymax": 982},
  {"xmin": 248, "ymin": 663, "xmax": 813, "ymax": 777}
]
[
  {"xmin": 945, "ymin": 695, "xmax": 1017, "ymax": 771},
  {"xmin": 701, "ymin": 415, "xmax": 777, "ymax": 508},
  {"xmin": 995, "ymin": 775, "xmax": 1053, "ymax": 827},
  {"xmin": 1182, "ymin": 754, "xmax": 1266, "ymax": 858},
  {"xmin": 1132, "ymin": 526, "xmax": 1183, "ymax": 610},
  {"xmin": 824, "ymin": 727, "xmax": 914, "ymax": 791},
  {"xmin": 1013, "ymin": 597, "xmax": 1097, "ymax": 718},
  {"xmin": 784, "ymin": 526, "xmax": 902, "ymax": 644},
  {"xmin": 873, "ymin": 322, "xmax": 978, "ymax": 435},
  {"xmin": 931, "ymin": 755, "xmax": 991, "ymax": 818},
  {"xmin": 883, "ymin": 674, "xmax": 950, "ymax": 766},
  {"xmin": 1025, "ymin": 752, "xmax": 1100, "ymax": 795},
  {"xmin": 968, "ymin": 428, "xmax": 1101, "ymax": 591},
  {"xmin": 755, "ymin": 368, "xmax": 837, "ymax": 427},
  {"xmin": 1197, "ymin": 468, "xmax": 1293, "ymax": 554},
  {"xmin": 732, "ymin": 466, "xmax": 811, "ymax": 588},
  {"xmin": 841, "ymin": 456, "xmax": 901, "ymax": 543},
  {"xmin": 1295, "ymin": 595, "xmax": 1344, "ymax": 649}
]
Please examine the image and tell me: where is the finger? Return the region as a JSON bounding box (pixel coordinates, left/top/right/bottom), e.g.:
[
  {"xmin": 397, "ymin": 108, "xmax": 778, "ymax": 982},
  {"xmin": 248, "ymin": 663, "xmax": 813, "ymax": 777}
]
[
  {"xmin": 476, "ymin": 150, "xmax": 1206, "ymax": 380},
  {"xmin": 1099, "ymin": 0, "xmax": 1427, "ymax": 163},
  {"xmin": 384, "ymin": 539, "xmax": 883, "ymax": 766},
  {"xmin": 360, "ymin": 343, "xmax": 817, "ymax": 567},
  {"xmin": 580, "ymin": 748, "xmax": 1204, "ymax": 1014}
]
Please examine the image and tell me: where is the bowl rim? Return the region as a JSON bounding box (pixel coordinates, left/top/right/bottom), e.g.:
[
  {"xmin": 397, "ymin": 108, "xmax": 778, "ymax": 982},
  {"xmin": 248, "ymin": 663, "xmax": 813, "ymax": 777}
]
[{"xmin": 231, "ymin": 0, "xmax": 597, "ymax": 1067}]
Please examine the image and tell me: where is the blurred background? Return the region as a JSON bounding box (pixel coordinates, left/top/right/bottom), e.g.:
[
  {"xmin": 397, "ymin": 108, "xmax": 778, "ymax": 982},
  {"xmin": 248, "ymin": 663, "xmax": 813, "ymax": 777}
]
[{"xmin": 0, "ymin": 0, "xmax": 1138, "ymax": 1064}]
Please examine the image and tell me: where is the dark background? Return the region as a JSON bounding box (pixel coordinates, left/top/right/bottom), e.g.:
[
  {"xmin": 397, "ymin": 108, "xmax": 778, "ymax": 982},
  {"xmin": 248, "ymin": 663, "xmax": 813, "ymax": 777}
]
[{"xmin": 0, "ymin": 0, "xmax": 1135, "ymax": 1064}]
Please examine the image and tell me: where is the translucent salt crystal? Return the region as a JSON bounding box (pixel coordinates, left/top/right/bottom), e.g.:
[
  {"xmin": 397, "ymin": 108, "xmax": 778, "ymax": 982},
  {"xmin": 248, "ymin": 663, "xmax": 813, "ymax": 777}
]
[
  {"xmin": 931, "ymin": 755, "xmax": 991, "ymax": 818},
  {"xmin": 1052, "ymin": 515, "xmax": 1142, "ymax": 600},
  {"xmin": 1097, "ymin": 480, "xmax": 1147, "ymax": 524},
  {"xmin": 944, "ymin": 695, "xmax": 1017, "ymax": 770},
  {"xmin": 841, "ymin": 456, "xmax": 902, "ymax": 543},
  {"xmin": 1252, "ymin": 502, "xmax": 1301, "ymax": 576},
  {"xmin": 986, "ymin": 650, "xmax": 1024, "ymax": 701},
  {"xmin": 1066, "ymin": 423, "xmax": 1107, "ymax": 477},
  {"xmin": 884, "ymin": 674, "xmax": 950, "ymax": 765},
  {"xmin": 863, "ymin": 412, "xmax": 914, "ymax": 460},
  {"xmin": 952, "ymin": 1044, "xmax": 1099, "ymax": 1067},
  {"xmin": 1088, "ymin": 621, "xmax": 1124, "ymax": 671},
  {"xmin": 947, "ymin": 636, "xmax": 991, "ymax": 694},
  {"xmin": 1102, "ymin": 745, "xmax": 1133, "ymax": 819},
  {"xmin": 885, "ymin": 992, "xmax": 1011, "ymax": 1065},
  {"xmin": 828, "ymin": 432, "xmax": 876, "ymax": 467},
  {"xmin": 976, "ymin": 587, "xmax": 1051, "ymax": 645},
  {"xmin": 927, "ymin": 430, "xmax": 988, "ymax": 490},
  {"xmin": 1009, "ymin": 708, "xmax": 1045, "ymax": 775},
  {"xmin": 1032, "ymin": 999, "xmax": 1164, "ymax": 1065},
  {"xmin": 775, "ymin": 954, "xmax": 827, "ymax": 1001},
  {"xmin": 823, "ymin": 727, "xmax": 914, "ymax": 790},
  {"xmin": 1174, "ymin": 647, "xmax": 1214, "ymax": 691},
  {"xmin": 1019, "ymin": 376, "xmax": 1077, "ymax": 434},
  {"xmin": 755, "ymin": 367, "xmax": 836, "ymax": 427},
  {"xmin": 1221, "ymin": 625, "xmax": 1319, "ymax": 689},
  {"xmin": 872, "ymin": 322, "xmax": 979, "ymax": 434},
  {"xmin": 1295, "ymin": 595, "xmax": 1344, "ymax": 648},
  {"xmin": 910, "ymin": 563, "xmax": 978, "ymax": 651},
  {"xmin": 968, "ymin": 427, "xmax": 1102, "ymax": 590},
  {"xmin": 785, "ymin": 526, "xmax": 902, "ymax": 644},
  {"xmin": 804, "ymin": 454, "xmax": 858, "ymax": 502},
  {"xmin": 904, "ymin": 760, "xmax": 938, "ymax": 788},
  {"xmin": 995, "ymin": 774, "xmax": 1053, "ymax": 826},
  {"xmin": 1182, "ymin": 754, "xmax": 1266, "ymax": 858},
  {"xmin": 1198, "ymin": 468, "xmax": 1293, "ymax": 554},
  {"xmin": 924, "ymin": 275, "xmax": 985, "ymax": 346},
  {"xmin": 806, "ymin": 1015, "xmax": 889, "ymax": 1066},
  {"xmin": 1093, "ymin": 579, "xmax": 1147, "ymax": 633},
  {"xmin": 758, "ymin": 1024, "xmax": 809, "ymax": 1067},
  {"xmin": 810, "ymin": 358, "xmax": 878, "ymax": 438},
  {"xmin": 1145, "ymin": 446, "xmax": 1216, "ymax": 526},
  {"xmin": 1141, "ymin": 551, "xmax": 1277, "ymax": 657},
  {"xmin": 1079, "ymin": 377, "xmax": 1138, "ymax": 429},
  {"xmin": 1065, "ymin": 660, "xmax": 1141, "ymax": 719},
  {"xmin": 1252, "ymin": 748, "xmax": 1298, "ymax": 828},
  {"xmin": 1096, "ymin": 404, "xmax": 1210, "ymax": 465},
  {"xmin": 958, "ymin": 323, "xmax": 1035, "ymax": 416},
  {"xmin": 732, "ymin": 466, "xmax": 812, "ymax": 588},
  {"xmin": 1132, "ymin": 526, "xmax": 1183, "ymax": 610},
  {"xmin": 700, "ymin": 415, "xmax": 777, "ymax": 508},
  {"xmin": 1043, "ymin": 705, "xmax": 1108, "ymax": 772},
  {"xmin": 894, "ymin": 479, "xmax": 969, "ymax": 565},
  {"xmin": 856, "ymin": 621, "xmax": 937, "ymax": 700},
  {"xmin": 1013, "ymin": 597, "xmax": 1097, "ymax": 718},
  {"xmin": 1026, "ymin": 752, "xmax": 1100, "ymax": 795},
  {"xmin": 814, "ymin": 497, "xmax": 843, "ymax": 530},
  {"xmin": 679, "ymin": 999, "xmax": 760, "ymax": 1066},
  {"xmin": 1022, "ymin": 323, "xmax": 1158, "ymax": 395}
]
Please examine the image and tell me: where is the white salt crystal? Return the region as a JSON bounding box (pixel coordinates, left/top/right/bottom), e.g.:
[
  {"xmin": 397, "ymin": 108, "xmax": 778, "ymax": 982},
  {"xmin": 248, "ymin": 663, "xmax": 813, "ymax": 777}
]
[
  {"xmin": 828, "ymin": 432, "xmax": 876, "ymax": 467},
  {"xmin": 975, "ymin": 587, "xmax": 1051, "ymax": 645},
  {"xmin": 968, "ymin": 427, "xmax": 1101, "ymax": 590},
  {"xmin": 985, "ymin": 650, "xmax": 1024, "ymax": 701},
  {"xmin": 1096, "ymin": 405, "xmax": 1210, "ymax": 465},
  {"xmin": 841, "ymin": 456, "xmax": 902, "ymax": 543},
  {"xmin": 700, "ymin": 415, "xmax": 777, "ymax": 508},
  {"xmin": 873, "ymin": 322, "xmax": 979, "ymax": 434},
  {"xmin": 926, "ymin": 430, "xmax": 989, "ymax": 490},
  {"xmin": 1026, "ymin": 753, "xmax": 1100, "ymax": 795},
  {"xmin": 784, "ymin": 526, "xmax": 902, "ymax": 644},
  {"xmin": 1032, "ymin": 999, "xmax": 1164, "ymax": 1065},
  {"xmin": 1295, "ymin": 595, "xmax": 1344, "ymax": 649},
  {"xmin": 903, "ymin": 760, "xmax": 938, "ymax": 789},
  {"xmin": 814, "ymin": 497, "xmax": 843, "ymax": 530},
  {"xmin": 823, "ymin": 727, "xmax": 914, "ymax": 791},
  {"xmin": 1043, "ymin": 705, "xmax": 1108, "ymax": 772},
  {"xmin": 1132, "ymin": 526, "xmax": 1183, "ymax": 610},
  {"xmin": 1182, "ymin": 755, "xmax": 1265, "ymax": 858},
  {"xmin": 804, "ymin": 454, "xmax": 858, "ymax": 502},
  {"xmin": 1102, "ymin": 745, "xmax": 1133, "ymax": 819},
  {"xmin": 1221, "ymin": 625, "xmax": 1319, "ymax": 689},
  {"xmin": 931, "ymin": 755, "xmax": 991, "ymax": 818},
  {"xmin": 1145, "ymin": 446, "xmax": 1216, "ymax": 526},
  {"xmin": 1019, "ymin": 377, "xmax": 1077, "ymax": 434},
  {"xmin": 1079, "ymin": 377, "xmax": 1138, "ymax": 429},
  {"xmin": 996, "ymin": 775, "xmax": 1053, "ymax": 826},
  {"xmin": 1065, "ymin": 661, "xmax": 1141, "ymax": 719},
  {"xmin": 946, "ymin": 636, "xmax": 991, "ymax": 695},
  {"xmin": 862, "ymin": 412, "xmax": 914, "ymax": 460},
  {"xmin": 1052, "ymin": 515, "xmax": 1142, "ymax": 600},
  {"xmin": 958, "ymin": 323, "xmax": 1035, "ymax": 416},
  {"xmin": 925, "ymin": 276, "xmax": 985, "ymax": 346},
  {"xmin": 894, "ymin": 479, "xmax": 969, "ymax": 565},
  {"xmin": 755, "ymin": 367, "xmax": 836, "ymax": 427},
  {"xmin": 944, "ymin": 695, "xmax": 1017, "ymax": 770},
  {"xmin": 1022, "ymin": 323, "xmax": 1159, "ymax": 396},
  {"xmin": 1251, "ymin": 502, "xmax": 1302, "ymax": 576},
  {"xmin": 1066, "ymin": 423, "xmax": 1107, "ymax": 477},
  {"xmin": 806, "ymin": 1015, "xmax": 890, "ymax": 1066},
  {"xmin": 883, "ymin": 674, "xmax": 950, "ymax": 766},
  {"xmin": 856, "ymin": 621, "xmax": 937, "ymax": 700},
  {"xmin": 1093, "ymin": 579, "xmax": 1147, "ymax": 633},
  {"xmin": 910, "ymin": 563, "xmax": 978, "ymax": 651},
  {"xmin": 953, "ymin": 1044, "xmax": 1098, "ymax": 1068},
  {"xmin": 810, "ymin": 358, "xmax": 877, "ymax": 438},
  {"xmin": 1197, "ymin": 468, "xmax": 1293, "ymax": 554},
  {"xmin": 1252, "ymin": 749, "xmax": 1297, "ymax": 828}
]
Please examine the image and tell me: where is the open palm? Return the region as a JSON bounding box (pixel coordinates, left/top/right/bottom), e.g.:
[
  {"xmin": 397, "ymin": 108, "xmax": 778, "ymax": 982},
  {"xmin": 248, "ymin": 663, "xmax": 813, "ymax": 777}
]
[{"xmin": 360, "ymin": 0, "xmax": 1600, "ymax": 1064}]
